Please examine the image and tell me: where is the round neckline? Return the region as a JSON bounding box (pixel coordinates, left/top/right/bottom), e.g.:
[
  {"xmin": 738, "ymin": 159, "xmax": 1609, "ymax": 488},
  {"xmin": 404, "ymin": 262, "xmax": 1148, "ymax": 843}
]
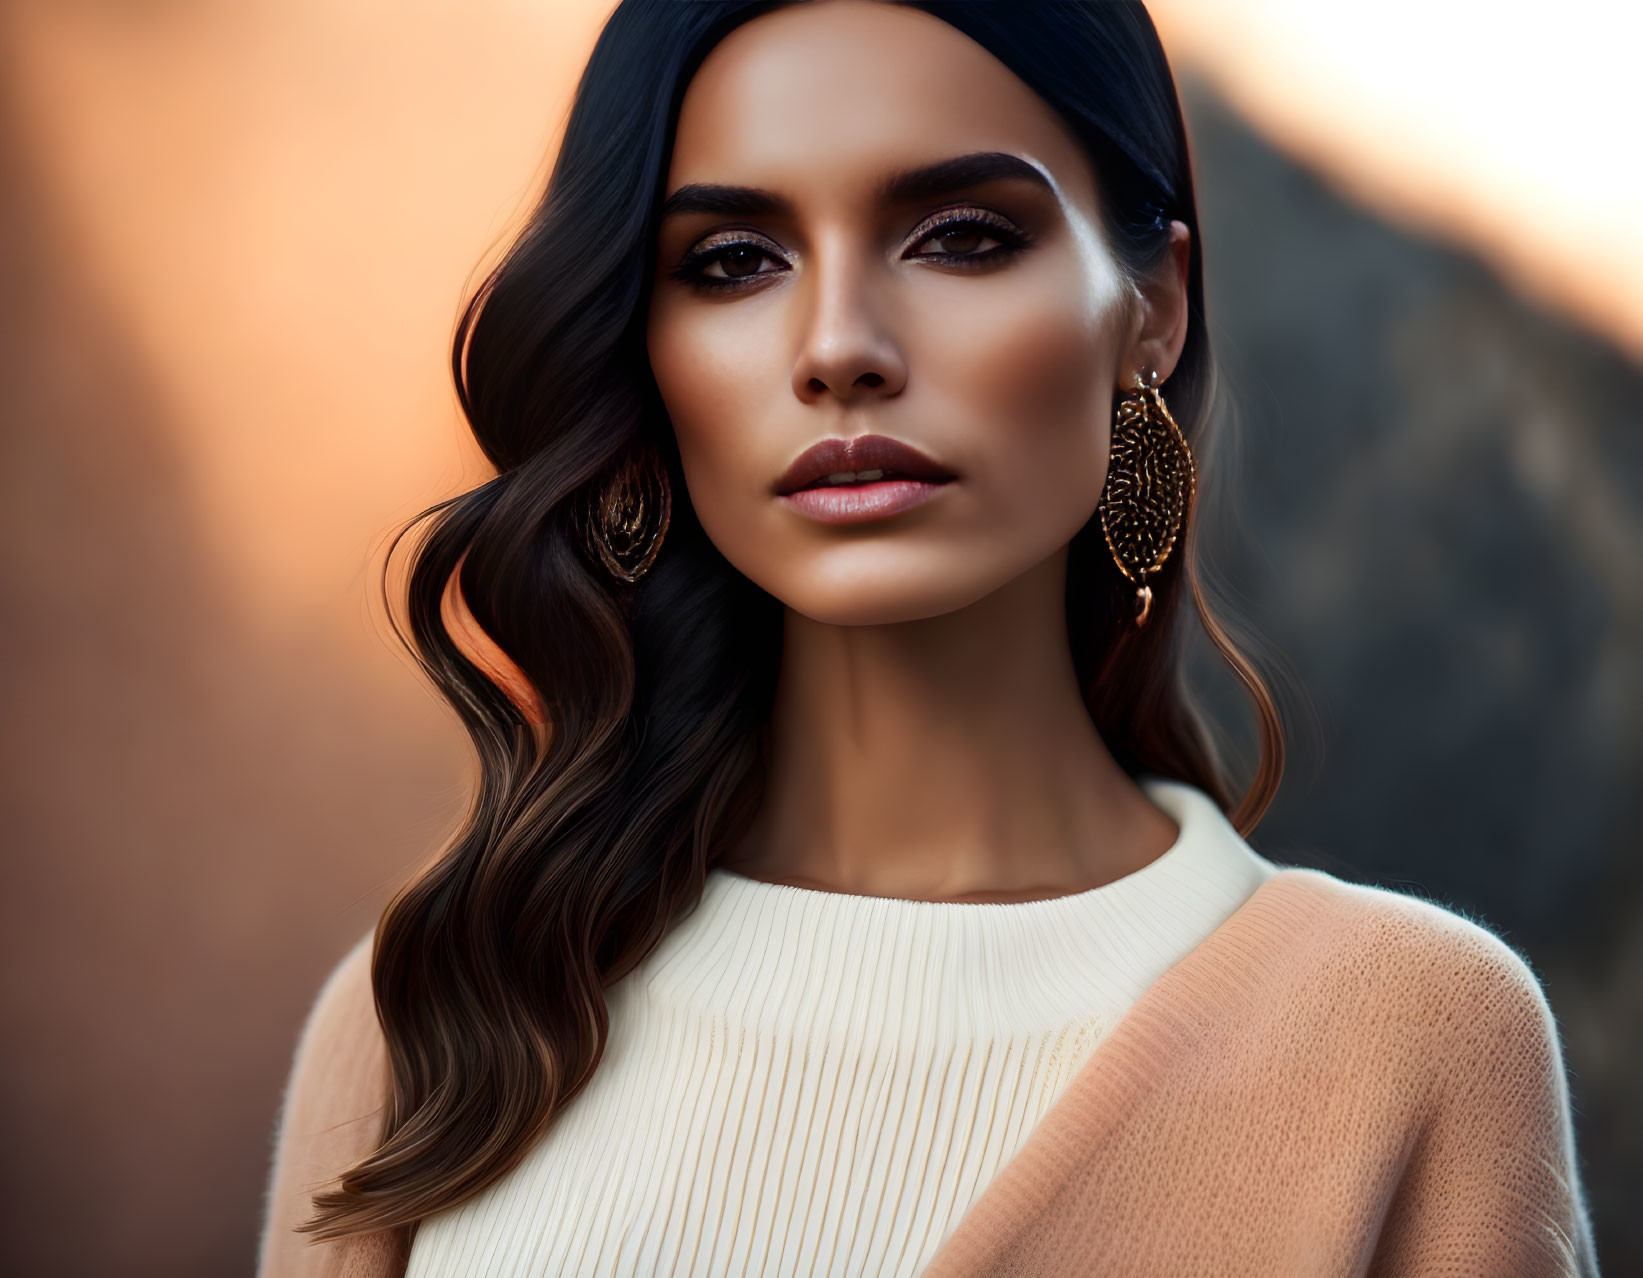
[{"xmin": 705, "ymin": 776, "xmax": 1201, "ymax": 911}]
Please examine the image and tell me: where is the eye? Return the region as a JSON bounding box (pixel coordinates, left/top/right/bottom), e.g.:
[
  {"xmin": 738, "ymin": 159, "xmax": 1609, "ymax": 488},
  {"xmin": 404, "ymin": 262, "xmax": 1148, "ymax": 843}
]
[
  {"xmin": 905, "ymin": 209, "xmax": 1030, "ymax": 266},
  {"xmin": 669, "ymin": 236, "xmax": 787, "ymax": 291},
  {"xmin": 667, "ymin": 208, "xmax": 1032, "ymax": 294}
]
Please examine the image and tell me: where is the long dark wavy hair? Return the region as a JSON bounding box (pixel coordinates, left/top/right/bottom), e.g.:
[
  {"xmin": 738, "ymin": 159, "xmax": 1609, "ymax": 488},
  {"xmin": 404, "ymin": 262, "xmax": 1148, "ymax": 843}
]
[{"xmin": 300, "ymin": 0, "xmax": 1295, "ymax": 1245}]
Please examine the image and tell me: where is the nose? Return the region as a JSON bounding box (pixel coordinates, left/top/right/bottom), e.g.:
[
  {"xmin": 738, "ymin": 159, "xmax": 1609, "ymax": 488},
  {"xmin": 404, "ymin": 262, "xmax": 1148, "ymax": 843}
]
[{"xmin": 789, "ymin": 240, "xmax": 908, "ymax": 404}]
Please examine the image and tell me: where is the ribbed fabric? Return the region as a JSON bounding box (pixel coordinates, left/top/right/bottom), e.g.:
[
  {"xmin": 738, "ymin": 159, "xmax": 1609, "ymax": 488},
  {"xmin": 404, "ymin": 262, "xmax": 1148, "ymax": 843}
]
[
  {"xmin": 401, "ymin": 776, "xmax": 1278, "ymax": 1277},
  {"xmin": 261, "ymin": 790, "xmax": 1599, "ymax": 1277}
]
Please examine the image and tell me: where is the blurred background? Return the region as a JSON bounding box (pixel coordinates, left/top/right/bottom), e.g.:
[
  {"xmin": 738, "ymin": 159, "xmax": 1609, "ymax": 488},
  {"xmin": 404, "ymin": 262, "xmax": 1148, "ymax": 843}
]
[{"xmin": 1, "ymin": 0, "xmax": 1637, "ymax": 1273}]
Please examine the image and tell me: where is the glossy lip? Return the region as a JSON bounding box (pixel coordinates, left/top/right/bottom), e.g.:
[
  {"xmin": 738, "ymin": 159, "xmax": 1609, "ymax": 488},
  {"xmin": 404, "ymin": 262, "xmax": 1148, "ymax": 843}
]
[
  {"xmin": 772, "ymin": 433, "xmax": 957, "ymax": 497},
  {"xmin": 780, "ymin": 477, "xmax": 951, "ymax": 525}
]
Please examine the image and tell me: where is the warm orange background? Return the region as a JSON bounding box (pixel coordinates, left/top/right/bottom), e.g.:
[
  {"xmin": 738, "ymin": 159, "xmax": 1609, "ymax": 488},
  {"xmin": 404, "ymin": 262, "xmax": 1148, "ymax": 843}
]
[{"xmin": 2, "ymin": 3, "xmax": 1636, "ymax": 1273}]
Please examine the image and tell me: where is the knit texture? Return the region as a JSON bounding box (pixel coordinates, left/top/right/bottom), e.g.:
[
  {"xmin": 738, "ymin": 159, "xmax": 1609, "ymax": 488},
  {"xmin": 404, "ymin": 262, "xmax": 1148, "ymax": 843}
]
[
  {"xmin": 258, "ymin": 788, "xmax": 1599, "ymax": 1277},
  {"xmin": 400, "ymin": 778, "xmax": 1276, "ymax": 1276},
  {"xmin": 917, "ymin": 866, "xmax": 1599, "ymax": 1277}
]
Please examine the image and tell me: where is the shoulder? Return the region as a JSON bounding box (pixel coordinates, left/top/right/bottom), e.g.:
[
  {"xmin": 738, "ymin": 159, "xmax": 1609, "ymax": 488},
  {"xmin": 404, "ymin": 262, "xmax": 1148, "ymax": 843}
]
[
  {"xmin": 1302, "ymin": 868, "xmax": 1546, "ymax": 993},
  {"xmin": 258, "ymin": 928, "xmax": 390, "ymax": 1274},
  {"xmin": 300, "ymin": 929, "xmax": 380, "ymax": 1054},
  {"xmin": 1264, "ymin": 867, "xmax": 1560, "ymax": 1058},
  {"xmin": 285, "ymin": 926, "xmax": 388, "ymax": 1141},
  {"xmin": 279, "ymin": 929, "xmax": 385, "ymax": 1111},
  {"xmin": 1263, "ymin": 874, "xmax": 1596, "ymax": 1274},
  {"xmin": 1231, "ymin": 870, "xmax": 1595, "ymax": 1273}
]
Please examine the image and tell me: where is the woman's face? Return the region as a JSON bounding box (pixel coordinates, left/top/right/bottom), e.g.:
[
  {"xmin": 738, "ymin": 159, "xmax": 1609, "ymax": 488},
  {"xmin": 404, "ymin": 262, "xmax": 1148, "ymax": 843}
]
[{"xmin": 646, "ymin": 0, "xmax": 1144, "ymax": 625}]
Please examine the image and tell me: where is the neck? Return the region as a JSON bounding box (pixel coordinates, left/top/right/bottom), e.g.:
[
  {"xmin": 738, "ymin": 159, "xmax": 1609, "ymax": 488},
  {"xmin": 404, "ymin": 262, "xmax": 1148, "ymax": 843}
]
[{"xmin": 721, "ymin": 546, "xmax": 1179, "ymax": 903}]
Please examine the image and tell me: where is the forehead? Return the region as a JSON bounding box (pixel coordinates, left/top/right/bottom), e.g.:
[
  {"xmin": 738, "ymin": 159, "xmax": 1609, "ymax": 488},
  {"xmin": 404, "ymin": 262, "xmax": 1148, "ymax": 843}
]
[{"xmin": 666, "ymin": 0, "xmax": 1094, "ymax": 209}]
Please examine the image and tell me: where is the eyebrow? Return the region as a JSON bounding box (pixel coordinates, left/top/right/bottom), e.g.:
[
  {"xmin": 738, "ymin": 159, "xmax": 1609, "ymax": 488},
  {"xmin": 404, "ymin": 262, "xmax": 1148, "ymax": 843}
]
[{"xmin": 656, "ymin": 150, "xmax": 1055, "ymax": 225}]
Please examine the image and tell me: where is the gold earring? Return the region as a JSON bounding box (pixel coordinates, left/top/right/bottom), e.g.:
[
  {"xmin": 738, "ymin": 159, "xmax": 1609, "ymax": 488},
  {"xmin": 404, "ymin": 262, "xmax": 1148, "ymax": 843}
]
[
  {"xmin": 579, "ymin": 441, "xmax": 672, "ymax": 583},
  {"xmin": 1096, "ymin": 368, "xmax": 1196, "ymax": 627}
]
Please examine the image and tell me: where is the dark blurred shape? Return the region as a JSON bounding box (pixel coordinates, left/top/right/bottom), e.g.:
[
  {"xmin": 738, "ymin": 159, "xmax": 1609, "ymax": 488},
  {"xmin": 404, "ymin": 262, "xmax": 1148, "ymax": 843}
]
[{"xmin": 1178, "ymin": 72, "xmax": 1639, "ymax": 1268}]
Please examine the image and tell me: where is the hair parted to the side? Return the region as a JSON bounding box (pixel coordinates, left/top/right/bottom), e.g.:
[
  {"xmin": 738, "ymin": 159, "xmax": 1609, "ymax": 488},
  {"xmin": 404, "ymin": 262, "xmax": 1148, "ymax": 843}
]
[{"xmin": 297, "ymin": 0, "xmax": 1295, "ymax": 1246}]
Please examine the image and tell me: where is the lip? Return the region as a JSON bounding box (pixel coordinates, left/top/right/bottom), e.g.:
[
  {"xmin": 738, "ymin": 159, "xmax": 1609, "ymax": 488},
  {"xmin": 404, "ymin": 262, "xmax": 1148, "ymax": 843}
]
[
  {"xmin": 781, "ymin": 477, "xmax": 951, "ymax": 524},
  {"xmin": 773, "ymin": 433, "xmax": 957, "ymax": 497}
]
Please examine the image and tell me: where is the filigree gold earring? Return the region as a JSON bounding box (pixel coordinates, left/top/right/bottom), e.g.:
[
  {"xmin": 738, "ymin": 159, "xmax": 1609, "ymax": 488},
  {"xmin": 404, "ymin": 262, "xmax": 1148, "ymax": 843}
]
[
  {"xmin": 1096, "ymin": 368, "xmax": 1196, "ymax": 627},
  {"xmin": 579, "ymin": 441, "xmax": 672, "ymax": 583}
]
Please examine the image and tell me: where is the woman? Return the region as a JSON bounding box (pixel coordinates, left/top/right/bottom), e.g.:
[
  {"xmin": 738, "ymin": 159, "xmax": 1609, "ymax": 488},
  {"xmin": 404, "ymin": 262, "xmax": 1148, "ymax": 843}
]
[{"xmin": 258, "ymin": 2, "xmax": 1599, "ymax": 1274}]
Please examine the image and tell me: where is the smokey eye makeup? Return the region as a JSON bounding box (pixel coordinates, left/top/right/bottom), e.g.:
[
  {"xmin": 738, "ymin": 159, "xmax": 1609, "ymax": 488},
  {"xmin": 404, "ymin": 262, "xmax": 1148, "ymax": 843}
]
[{"xmin": 667, "ymin": 206, "xmax": 1035, "ymax": 293}]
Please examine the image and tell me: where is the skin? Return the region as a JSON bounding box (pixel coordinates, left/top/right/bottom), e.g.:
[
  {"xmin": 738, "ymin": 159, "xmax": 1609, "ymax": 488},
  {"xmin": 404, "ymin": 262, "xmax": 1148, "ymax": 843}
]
[{"xmin": 646, "ymin": 0, "xmax": 1193, "ymax": 903}]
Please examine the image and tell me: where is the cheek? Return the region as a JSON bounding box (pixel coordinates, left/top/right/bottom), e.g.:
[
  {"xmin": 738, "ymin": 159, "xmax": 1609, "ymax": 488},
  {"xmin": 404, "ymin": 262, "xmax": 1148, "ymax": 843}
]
[
  {"xmin": 926, "ymin": 274, "xmax": 1121, "ymax": 526},
  {"xmin": 646, "ymin": 312, "xmax": 776, "ymax": 539}
]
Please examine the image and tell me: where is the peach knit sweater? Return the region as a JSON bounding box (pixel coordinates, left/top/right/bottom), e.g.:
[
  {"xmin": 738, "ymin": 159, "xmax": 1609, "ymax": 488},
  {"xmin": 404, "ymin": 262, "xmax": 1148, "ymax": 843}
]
[{"xmin": 260, "ymin": 861, "xmax": 1599, "ymax": 1277}]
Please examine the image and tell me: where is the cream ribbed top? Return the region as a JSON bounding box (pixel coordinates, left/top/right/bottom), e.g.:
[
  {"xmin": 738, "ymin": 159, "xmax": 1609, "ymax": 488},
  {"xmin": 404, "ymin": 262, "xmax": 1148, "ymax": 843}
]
[{"xmin": 403, "ymin": 776, "xmax": 1281, "ymax": 1277}]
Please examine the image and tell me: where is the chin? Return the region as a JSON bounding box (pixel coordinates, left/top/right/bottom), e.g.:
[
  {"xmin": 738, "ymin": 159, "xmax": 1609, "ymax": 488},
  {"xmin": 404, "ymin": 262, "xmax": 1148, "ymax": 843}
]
[{"xmin": 768, "ymin": 569, "xmax": 1006, "ymax": 628}]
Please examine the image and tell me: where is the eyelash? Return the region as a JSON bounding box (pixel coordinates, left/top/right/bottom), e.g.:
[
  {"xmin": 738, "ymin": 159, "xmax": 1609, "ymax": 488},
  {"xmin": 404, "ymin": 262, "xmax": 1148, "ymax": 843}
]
[{"xmin": 668, "ymin": 210, "xmax": 1031, "ymax": 292}]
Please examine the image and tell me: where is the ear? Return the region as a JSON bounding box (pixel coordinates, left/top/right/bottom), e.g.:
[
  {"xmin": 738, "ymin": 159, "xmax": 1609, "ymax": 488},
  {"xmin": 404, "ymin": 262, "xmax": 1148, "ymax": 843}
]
[{"xmin": 1121, "ymin": 220, "xmax": 1191, "ymax": 386}]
